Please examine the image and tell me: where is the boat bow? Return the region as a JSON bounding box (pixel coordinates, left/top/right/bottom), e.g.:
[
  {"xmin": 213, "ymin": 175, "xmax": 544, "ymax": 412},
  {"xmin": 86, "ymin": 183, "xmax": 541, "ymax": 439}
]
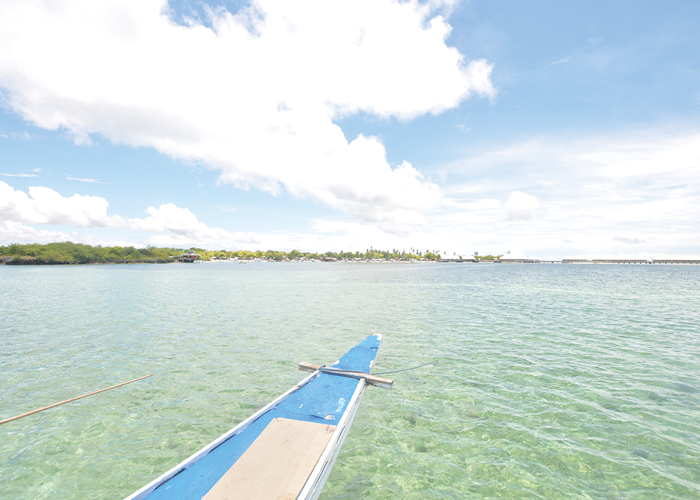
[{"xmin": 125, "ymin": 334, "xmax": 385, "ymax": 500}]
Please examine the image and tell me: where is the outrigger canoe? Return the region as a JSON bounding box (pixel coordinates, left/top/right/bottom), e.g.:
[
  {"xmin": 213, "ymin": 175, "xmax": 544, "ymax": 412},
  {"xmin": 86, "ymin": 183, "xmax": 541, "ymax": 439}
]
[{"xmin": 125, "ymin": 334, "xmax": 392, "ymax": 500}]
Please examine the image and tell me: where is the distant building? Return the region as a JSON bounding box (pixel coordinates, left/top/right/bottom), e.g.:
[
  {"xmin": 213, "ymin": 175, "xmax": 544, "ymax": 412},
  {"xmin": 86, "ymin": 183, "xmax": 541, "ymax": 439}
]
[
  {"xmin": 176, "ymin": 251, "xmax": 200, "ymax": 263},
  {"xmin": 440, "ymin": 252, "xmax": 476, "ymax": 262},
  {"xmin": 499, "ymin": 250, "xmax": 538, "ymax": 263}
]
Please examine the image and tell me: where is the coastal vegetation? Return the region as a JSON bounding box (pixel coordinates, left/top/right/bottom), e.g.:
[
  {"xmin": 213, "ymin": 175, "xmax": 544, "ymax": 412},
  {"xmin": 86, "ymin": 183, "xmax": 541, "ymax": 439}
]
[
  {"xmin": 0, "ymin": 242, "xmax": 178, "ymax": 264},
  {"xmin": 0, "ymin": 243, "xmax": 442, "ymax": 265},
  {"xmin": 217, "ymin": 247, "xmax": 441, "ymax": 262},
  {"xmin": 474, "ymin": 254, "xmax": 502, "ymax": 261}
]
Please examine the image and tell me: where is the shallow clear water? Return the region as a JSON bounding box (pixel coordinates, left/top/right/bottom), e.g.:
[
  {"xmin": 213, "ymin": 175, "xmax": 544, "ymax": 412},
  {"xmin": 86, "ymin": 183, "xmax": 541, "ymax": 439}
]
[{"xmin": 1, "ymin": 262, "xmax": 699, "ymax": 499}]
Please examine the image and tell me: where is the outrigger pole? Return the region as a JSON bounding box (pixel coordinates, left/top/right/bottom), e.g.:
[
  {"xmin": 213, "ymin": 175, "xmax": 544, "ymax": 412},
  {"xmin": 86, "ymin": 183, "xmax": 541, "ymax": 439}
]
[{"xmin": 0, "ymin": 374, "xmax": 153, "ymax": 426}]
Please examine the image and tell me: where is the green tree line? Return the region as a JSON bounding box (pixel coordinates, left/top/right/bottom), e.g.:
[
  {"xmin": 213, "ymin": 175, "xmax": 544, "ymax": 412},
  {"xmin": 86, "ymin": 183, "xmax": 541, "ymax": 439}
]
[
  {"xmin": 0, "ymin": 242, "xmax": 180, "ymax": 264},
  {"xmin": 0, "ymin": 243, "xmax": 445, "ymax": 264},
  {"xmin": 474, "ymin": 254, "xmax": 502, "ymax": 261},
  {"xmin": 195, "ymin": 246, "xmax": 441, "ymax": 261}
]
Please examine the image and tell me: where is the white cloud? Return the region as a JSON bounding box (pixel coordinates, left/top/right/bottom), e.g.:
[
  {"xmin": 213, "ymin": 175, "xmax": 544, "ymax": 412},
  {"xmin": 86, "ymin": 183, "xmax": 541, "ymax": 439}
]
[
  {"xmin": 0, "ymin": 180, "xmax": 451, "ymax": 252},
  {"xmin": 504, "ymin": 191, "xmax": 542, "ymax": 221},
  {"xmin": 613, "ymin": 236, "xmax": 646, "ymax": 244},
  {"xmin": 1, "ymin": 177, "xmax": 697, "ymax": 258},
  {"xmin": 0, "ymin": 182, "xmax": 260, "ymax": 248},
  {"xmin": 0, "ymin": 0, "xmax": 494, "ymax": 231},
  {"xmin": 0, "ymin": 220, "xmax": 74, "ymax": 245},
  {"xmin": 0, "ymin": 131, "xmax": 33, "ymax": 140},
  {"xmin": 66, "ymin": 177, "xmax": 109, "ymax": 184},
  {"xmin": 582, "ymin": 134, "xmax": 700, "ymax": 178},
  {"xmin": 0, "ymin": 181, "xmax": 125, "ymax": 227},
  {"xmin": 0, "ymin": 220, "xmax": 140, "ymax": 247},
  {"xmin": 2, "ymin": 116, "xmax": 697, "ymax": 257},
  {"xmin": 128, "ymin": 203, "xmax": 260, "ymax": 247},
  {"xmin": 216, "ymin": 204, "xmax": 239, "ymax": 213},
  {"xmin": 435, "ymin": 130, "xmax": 700, "ymax": 256},
  {"xmin": 547, "ymin": 57, "xmax": 571, "ymax": 67},
  {"xmin": 1, "ymin": 173, "xmax": 38, "ymax": 177}
]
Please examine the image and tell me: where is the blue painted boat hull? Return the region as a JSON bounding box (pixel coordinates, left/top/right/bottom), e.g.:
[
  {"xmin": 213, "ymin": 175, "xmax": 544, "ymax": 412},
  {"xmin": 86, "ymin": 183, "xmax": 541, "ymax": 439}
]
[{"xmin": 125, "ymin": 334, "xmax": 383, "ymax": 500}]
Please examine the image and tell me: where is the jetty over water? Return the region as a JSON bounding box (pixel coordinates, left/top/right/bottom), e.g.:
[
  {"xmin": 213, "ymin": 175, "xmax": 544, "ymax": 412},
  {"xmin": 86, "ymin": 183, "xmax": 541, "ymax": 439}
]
[
  {"xmin": 650, "ymin": 260, "xmax": 700, "ymax": 264},
  {"xmin": 562, "ymin": 259, "xmax": 700, "ymax": 265},
  {"xmin": 437, "ymin": 258, "xmax": 700, "ymax": 265}
]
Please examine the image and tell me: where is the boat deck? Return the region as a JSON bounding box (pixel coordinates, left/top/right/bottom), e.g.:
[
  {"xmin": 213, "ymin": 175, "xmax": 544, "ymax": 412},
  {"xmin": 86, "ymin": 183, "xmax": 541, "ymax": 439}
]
[
  {"xmin": 127, "ymin": 335, "xmax": 381, "ymax": 500},
  {"xmin": 203, "ymin": 418, "xmax": 335, "ymax": 500}
]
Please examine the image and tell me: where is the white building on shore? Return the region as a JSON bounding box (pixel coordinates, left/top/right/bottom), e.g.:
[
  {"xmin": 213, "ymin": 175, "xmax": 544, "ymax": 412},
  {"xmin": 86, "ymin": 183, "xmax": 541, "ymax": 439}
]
[
  {"xmin": 440, "ymin": 252, "xmax": 476, "ymax": 262},
  {"xmin": 499, "ymin": 250, "xmax": 539, "ymax": 263}
]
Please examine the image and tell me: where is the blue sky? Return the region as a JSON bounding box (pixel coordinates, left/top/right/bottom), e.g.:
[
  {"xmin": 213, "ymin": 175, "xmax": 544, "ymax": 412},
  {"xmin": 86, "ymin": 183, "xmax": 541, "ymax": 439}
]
[{"xmin": 1, "ymin": 0, "xmax": 699, "ymax": 258}]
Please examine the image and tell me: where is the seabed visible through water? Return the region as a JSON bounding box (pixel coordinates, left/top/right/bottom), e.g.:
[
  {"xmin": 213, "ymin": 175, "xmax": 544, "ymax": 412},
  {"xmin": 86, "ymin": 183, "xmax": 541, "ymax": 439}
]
[{"xmin": 1, "ymin": 262, "xmax": 699, "ymax": 499}]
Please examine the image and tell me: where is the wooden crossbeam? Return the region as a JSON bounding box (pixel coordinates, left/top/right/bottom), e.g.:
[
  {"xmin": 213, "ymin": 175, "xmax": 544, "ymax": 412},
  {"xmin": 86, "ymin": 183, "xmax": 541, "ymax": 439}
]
[{"xmin": 298, "ymin": 362, "xmax": 393, "ymax": 389}]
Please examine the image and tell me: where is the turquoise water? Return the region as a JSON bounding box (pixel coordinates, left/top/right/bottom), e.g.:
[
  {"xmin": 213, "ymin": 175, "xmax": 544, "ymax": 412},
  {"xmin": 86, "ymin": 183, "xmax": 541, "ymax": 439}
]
[{"xmin": 1, "ymin": 262, "xmax": 699, "ymax": 499}]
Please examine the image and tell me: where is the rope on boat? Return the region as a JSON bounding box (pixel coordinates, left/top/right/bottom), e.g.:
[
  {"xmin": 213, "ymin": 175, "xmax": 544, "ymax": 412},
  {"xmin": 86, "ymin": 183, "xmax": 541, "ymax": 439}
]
[
  {"xmin": 307, "ymin": 364, "xmax": 393, "ymax": 388},
  {"xmin": 317, "ymin": 365, "xmax": 369, "ymax": 382},
  {"xmin": 372, "ymin": 360, "xmax": 438, "ymax": 375},
  {"xmin": 307, "ymin": 360, "xmax": 439, "ymax": 386},
  {"xmin": 316, "ymin": 364, "xmax": 368, "ymax": 379},
  {"xmin": 317, "ymin": 365, "xmax": 369, "ymax": 381}
]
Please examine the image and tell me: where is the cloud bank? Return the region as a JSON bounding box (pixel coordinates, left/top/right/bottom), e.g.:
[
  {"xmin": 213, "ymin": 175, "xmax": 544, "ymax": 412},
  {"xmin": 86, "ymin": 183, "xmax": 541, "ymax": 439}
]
[
  {"xmin": 0, "ymin": 182, "xmax": 258, "ymax": 248},
  {"xmin": 0, "ymin": 181, "xmax": 125, "ymax": 227},
  {"xmin": 0, "ymin": 220, "xmax": 139, "ymax": 248},
  {"xmin": 613, "ymin": 236, "xmax": 646, "ymax": 245},
  {"xmin": 439, "ymin": 130, "xmax": 700, "ymax": 256},
  {"xmin": 2, "ymin": 126, "xmax": 699, "ymax": 258},
  {"xmin": 0, "ymin": 0, "xmax": 494, "ymax": 231},
  {"xmin": 505, "ymin": 191, "xmax": 542, "ymax": 221},
  {"xmin": 128, "ymin": 203, "xmax": 260, "ymax": 248}
]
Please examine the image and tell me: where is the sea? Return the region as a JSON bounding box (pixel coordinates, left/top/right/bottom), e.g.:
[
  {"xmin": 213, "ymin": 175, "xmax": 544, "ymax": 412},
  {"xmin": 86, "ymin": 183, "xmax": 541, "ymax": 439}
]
[{"xmin": 1, "ymin": 262, "xmax": 698, "ymax": 499}]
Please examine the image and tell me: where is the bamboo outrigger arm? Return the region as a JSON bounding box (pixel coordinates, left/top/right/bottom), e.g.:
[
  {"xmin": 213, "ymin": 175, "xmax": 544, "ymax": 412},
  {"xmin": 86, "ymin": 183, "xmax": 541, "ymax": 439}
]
[
  {"xmin": 0, "ymin": 374, "xmax": 153, "ymax": 426},
  {"xmin": 298, "ymin": 362, "xmax": 394, "ymax": 389}
]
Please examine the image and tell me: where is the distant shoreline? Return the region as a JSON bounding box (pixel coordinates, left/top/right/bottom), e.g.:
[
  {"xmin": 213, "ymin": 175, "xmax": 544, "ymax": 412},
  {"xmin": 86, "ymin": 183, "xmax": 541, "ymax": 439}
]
[
  {"xmin": 2, "ymin": 242, "xmax": 699, "ymax": 266},
  {"xmin": 3, "ymin": 258, "xmax": 700, "ymax": 266},
  {"xmin": 0, "ymin": 258, "xmax": 173, "ymax": 266},
  {"xmin": 0, "ymin": 242, "xmax": 444, "ymax": 265}
]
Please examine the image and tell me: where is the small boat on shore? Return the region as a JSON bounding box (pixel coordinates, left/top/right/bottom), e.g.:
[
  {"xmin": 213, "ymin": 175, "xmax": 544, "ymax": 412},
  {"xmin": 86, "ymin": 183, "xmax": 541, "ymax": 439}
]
[{"xmin": 125, "ymin": 334, "xmax": 391, "ymax": 500}]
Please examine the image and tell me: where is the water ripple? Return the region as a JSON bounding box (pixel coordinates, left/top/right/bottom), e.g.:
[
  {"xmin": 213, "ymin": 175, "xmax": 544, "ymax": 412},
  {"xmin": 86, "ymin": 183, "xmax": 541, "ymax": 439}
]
[{"xmin": 1, "ymin": 263, "xmax": 699, "ymax": 499}]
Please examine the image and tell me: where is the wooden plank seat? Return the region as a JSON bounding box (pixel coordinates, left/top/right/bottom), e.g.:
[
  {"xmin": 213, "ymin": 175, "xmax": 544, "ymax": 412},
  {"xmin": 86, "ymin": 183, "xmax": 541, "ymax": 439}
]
[{"xmin": 202, "ymin": 418, "xmax": 336, "ymax": 500}]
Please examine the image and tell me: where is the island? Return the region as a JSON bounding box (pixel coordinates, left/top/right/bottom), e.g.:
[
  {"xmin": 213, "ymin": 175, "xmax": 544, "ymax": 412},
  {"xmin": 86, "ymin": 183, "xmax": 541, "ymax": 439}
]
[{"xmin": 0, "ymin": 243, "xmax": 442, "ymax": 265}]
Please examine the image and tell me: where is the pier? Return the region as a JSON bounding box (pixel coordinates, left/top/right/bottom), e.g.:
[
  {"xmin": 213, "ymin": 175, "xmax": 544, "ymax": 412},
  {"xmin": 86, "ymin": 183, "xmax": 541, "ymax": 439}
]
[
  {"xmin": 562, "ymin": 259, "xmax": 700, "ymax": 265},
  {"xmin": 437, "ymin": 258, "xmax": 700, "ymax": 265}
]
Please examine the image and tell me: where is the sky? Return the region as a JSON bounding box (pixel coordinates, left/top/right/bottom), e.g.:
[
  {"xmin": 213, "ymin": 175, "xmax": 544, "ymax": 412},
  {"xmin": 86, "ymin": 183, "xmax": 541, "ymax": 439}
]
[{"xmin": 1, "ymin": 0, "xmax": 699, "ymax": 259}]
